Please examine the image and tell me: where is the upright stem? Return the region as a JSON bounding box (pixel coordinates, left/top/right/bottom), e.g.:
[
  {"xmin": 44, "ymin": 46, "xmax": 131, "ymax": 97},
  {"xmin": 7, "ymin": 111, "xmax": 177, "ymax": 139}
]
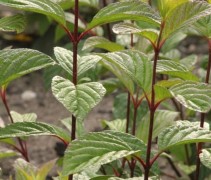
[
  {"xmin": 144, "ymin": 22, "xmax": 164, "ymax": 180},
  {"xmin": 102, "ymin": 0, "xmax": 112, "ymax": 41},
  {"xmin": 126, "ymin": 92, "xmax": 130, "ymax": 133},
  {"xmin": 195, "ymin": 38, "xmax": 211, "ymax": 180},
  {"xmin": 69, "ymin": 0, "xmax": 79, "ymax": 179}
]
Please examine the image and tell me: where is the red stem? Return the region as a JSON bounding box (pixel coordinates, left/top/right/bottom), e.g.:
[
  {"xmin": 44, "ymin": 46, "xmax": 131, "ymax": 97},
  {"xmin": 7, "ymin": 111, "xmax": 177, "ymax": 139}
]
[
  {"xmin": 126, "ymin": 92, "xmax": 131, "ymax": 133},
  {"xmin": 144, "ymin": 22, "xmax": 164, "ymax": 180},
  {"xmin": 195, "ymin": 38, "xmax": 211, "ymax": 180},
  {"xmin": 0, "ymin": 87, "xmax": 29, "ymax": 162}
]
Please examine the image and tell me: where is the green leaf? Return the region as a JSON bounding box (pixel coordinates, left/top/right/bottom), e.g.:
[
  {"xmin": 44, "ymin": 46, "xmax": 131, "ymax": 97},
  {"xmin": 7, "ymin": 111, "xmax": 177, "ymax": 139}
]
[
  {"xmin": 98, "ymin": 50, "xmax": 152, "ymax": 92},
  {"xmin": 158, "ymin": 121, "xmax": 211, "ymax": 151},
  {"xmin": 180, "ymin": 55, "xmax": 197, "ymax": 70},
  {"xmin": 0, "ymin": 14, "xmax": 26, "ymax": 33},
  {"xmin": 0, "ymin": 148, "xmax": 18, "ymax": 159},
  {"xmin": 154, "ymin": 85, "xmax": 172, "ymax": 103},
  {"xmin": 157, "ymin": 0, "xmax": 188, "ymax": 18},
  {"xmin": 194, "ymin": 15, "xmax": 211, "ymax": 38},
  {"xmin": 102, "ymin": 119, "xmax": 126, "ymax": 132},
  {"xmin": 10, "ymin": 111, "xmax": 37, "ymax": 123},
  {"xmin": 156, "ymin": 60, "xmax": 199, "ymax": 81},
  {"xmin": 87, "ymin": 1, "xmax": 161, "ymax": 30},
  {"xmin": 82, "ymin": 36, "xmax": 124, "ymax": 52},
  {"xmin": 0, "ymin": 122, "xmax": 70, "ymax": 143},
  {"xmin": 14, "ymin": 158, "xmax": 36, "ymax": 180},
  {"xmin": 53, "ymin": 47, "xmax": 101, "ymax": 78},
  {"xmin": 200, "ymin": 149, "xmax": 211, "ymax": 169},
  {"xmin": 170, "ymin": 81, "xmax": 211, "ymax": 112},
  {"xmin": 0, "ymin": 0, "xmax": 66, "ymax": 26},
  {"xmin": 0, "ymin": 48, "xmax": 54, "ymax": 86},
  {"xmin": 52, "ymin": 76, "xmax": 106, "ymax": 120},
  {"xmin": 36, "ymin": 160, "xmax": 56, "ymax": 179},
  {"xmin": 112, "ymin": 23, "xmax": 159, "ymax": 44},
  {"xmin": 62, "ymin": 131, "xmax": 145, "ymax": 175},
  {"xmin": 162, "ymin": 1, "xmax": 211, "ymax": 40},
  {"xmin": 137, "ymin": 110, "xmax": 178, "ymax": 143}
]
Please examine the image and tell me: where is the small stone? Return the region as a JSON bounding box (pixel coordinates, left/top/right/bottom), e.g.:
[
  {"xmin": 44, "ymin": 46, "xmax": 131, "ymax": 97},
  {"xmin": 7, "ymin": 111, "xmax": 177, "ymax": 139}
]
[{"xmin": 21, "ymin": 90, "xmax": 37, "ymax": 101}]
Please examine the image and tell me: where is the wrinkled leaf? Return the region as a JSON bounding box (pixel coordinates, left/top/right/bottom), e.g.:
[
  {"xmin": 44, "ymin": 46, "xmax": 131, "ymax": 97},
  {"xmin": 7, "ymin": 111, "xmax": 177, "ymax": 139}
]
[
  {"xmin": 0, "ymin": 48, "xmax": 54, "ymax": 86},
  {"xmin": 0, "ymin": 14, "xmax": 26, "ymax": 33},
  {"xmin": 52, "ymin": 76, "xmax": 106, "ymax": 120},
  {"xmin": 200, "ymin": 149, "xmax": 211, "ymax": 169},
  {"xmin": 170, "ymin": 81, "xmax": 211, "ymax": 112},
  {"xmin": 0, "ymin": 0, "xmax": 66, "ymax": 25},
  {"xmin": 102, "ymin": 119, "xmax": 126, "ymax": 132},
  {"xmin": 11, "ymin": 111, "xmax": 37, "ymax": 123}
]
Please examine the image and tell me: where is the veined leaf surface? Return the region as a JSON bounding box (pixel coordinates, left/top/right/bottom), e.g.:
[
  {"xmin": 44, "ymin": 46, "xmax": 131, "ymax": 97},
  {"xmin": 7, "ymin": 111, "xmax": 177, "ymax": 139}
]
[
  {"xmin": 0, "ymin": 48, "xmax": 54, "ymax": 86},
  {"xmin": 82, "ymin": 36, "xmax": 124, "ymax": 52},
  {"xmin": 10, "ymin": 111, "xmax": 37, "ymax": 123},
  {"xmin": 112, "ymin": 23, "xmax": 159, "ymax": 44},
  {"xmin": 98, "ymin": 50, "xmax": 152, "ymax": 93},
  {"xmin": 170, "ymin": 81, "xmax": 211, "ymax": 112},
  {"xmin": 137, "ymin": 110, "xmax": 178, "ymax": 143},
  {"xmin": 62, "ymin": 131, "xmax": 145, "ymax": 175},
  {"xmin": 0, "ymin": 0, "xmax": 66, "ymax": 25},
  {"xmin": 194, "ymin": 15, "xmax": 211, "ymax": 38},
  {"xmin": 156, "ymin": 60, "xmax": 198, "ymax": 81},
  {"xmin": 0, "ymin": 122, "xmax": 70, "ymax": 143},
  {"xmin": 52, "ymin": 76, "xmax": 106, "ymax": 120},
  {"xmin": 87, "ymin": 1, "xmax": 160, "ymax": 30},
  {"xmin": 0, "ymin": 14, "xmax": 26, "ymax": 33},
  {"xmin": 162, "ymin": 1, "xmax": 211, "ymax": 40},
  {"xmin": 200, "ymin": 149, "xmax": 211, "ymax": 169},
  {"xmin": 158, "ymin": 121, "xmax": 211, "ymax": 151},
  {"xmin": 54, "ymin": 47, "xmax": 101, "ymax": 78}
]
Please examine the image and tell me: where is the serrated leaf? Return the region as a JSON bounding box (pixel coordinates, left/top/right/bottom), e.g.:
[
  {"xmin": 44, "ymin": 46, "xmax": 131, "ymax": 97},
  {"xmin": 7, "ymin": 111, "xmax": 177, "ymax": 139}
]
[
  {"xmin": 0, "ymin": 14, "xmax": 26, "ymax": 33},
  {"xmin": 0, "ymin": 0, "xmax": 66, "ymax": 26},
  {"xmin": 170, "ymin": 81, "xmax": 211, "ymax": 112},
  {"xmin": 158, "ymin": 121, "xmax": 211, "ymax": 151},
  {"xmin": 0, "ymin": 122, "xmax": 70, "ymax": 143},
  {"xmin": 98, "ymin": 50, "xmax": 152, "ymax": 92},
  {"xmin": 87, "ymin": 1, "xmax": 161, "ymax": 30},
  {"xmin": 0, "ymin": 48, "xmax": 54, "ymax": 86},
  {"xmin": 62, "ymin": 131, "xmax": 145, "ymax": 175},
  {"xmin": 102, "ymin": 119, "xmax": 126, "ymax": 132},
  {"xmin": 156, "ymin": 60, "xmax": 198, "ymax": 81},
  {"xmin": 112, "ymin": 23, "xmax": 159, "ymax": 44},
  {"xmin": 52, "ymin": 76, "xmax": 106, "ymax": 120},
  {"xmin": 82, "ymin": 36, "xmax": 124, "ymax": 52},
  {"xmin": 53, "ymin": 47, "xmax": 101, "ymax": 79},
  {"xmin": 162, "ymin": 1, "xmax": 211, "ymax": 40},
  {"xmin": 10, "ymin": 111, "xmax": 37, "ymax": 123},
  {"xmin": 137, "ymin": 110, "xmax": 178, "ymax": 143},
  {"xmin": 200, "ymin": 149, "xmax": 211, "ymax": 169}
]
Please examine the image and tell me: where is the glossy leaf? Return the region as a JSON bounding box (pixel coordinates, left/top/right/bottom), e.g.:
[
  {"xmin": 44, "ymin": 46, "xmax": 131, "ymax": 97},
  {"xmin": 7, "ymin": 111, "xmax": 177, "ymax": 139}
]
[
  {"xmin": 62, "ymin": 131, "xmax": 145, "ymax": 175},
  {"xmin": 137, "ymin": 110, "xmax": 178, "ymax": 143},
  {"xmin": 158, "ymin": 121, "xmax": 211, "ymax": 151},
  {"xmin": 10, "ymin": 111, "xmax": 37, "ymax": 123},
  {"xmin": 52, "ymin": 76, "xmax": 106, "ymax": 120},
  {"xmin": 113, "ymin": 23, "xmax": 159, "ymax": 44},
  {"xmin": 0, "ymin": 0, "xmax": 66, "ymax": 25},
  {"xmin": 98, "ymin": 50, "xmax": 152, "ymax": 92},
  {"xmin": 200, "ymin": 149, "xmax": 211, "ymax": 169},
  {"xmin": 0, "ymin": 14, "xmax": 26, "ymax": 33},
  {"xmin": 0, "ymin": 122, "xmax": 70, "ymax": 143},
  {"xmin": 156, "ymin": 60, "xmax": 199, "ymax": 81},
  {"xmin": 53, "ymin": 47, "xmax": 101, "ymax": 78},
  {"xmin": 170, "ymin": 81, "xmax": 211, "ymax": 112},
  {"xmin": 162, "ymin": 1, "xmax": 211, "ymax": 40},
  {"xmin": 87, "ymin": 1, "xmax": 161, "ymax": 30},
  {"xmin": 82, "ymin": 36, "xmax": 124, "ymax": 52},
  {"xmin": 0, "ymin": 48, "xmax": 54, "ymax": 86}
]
